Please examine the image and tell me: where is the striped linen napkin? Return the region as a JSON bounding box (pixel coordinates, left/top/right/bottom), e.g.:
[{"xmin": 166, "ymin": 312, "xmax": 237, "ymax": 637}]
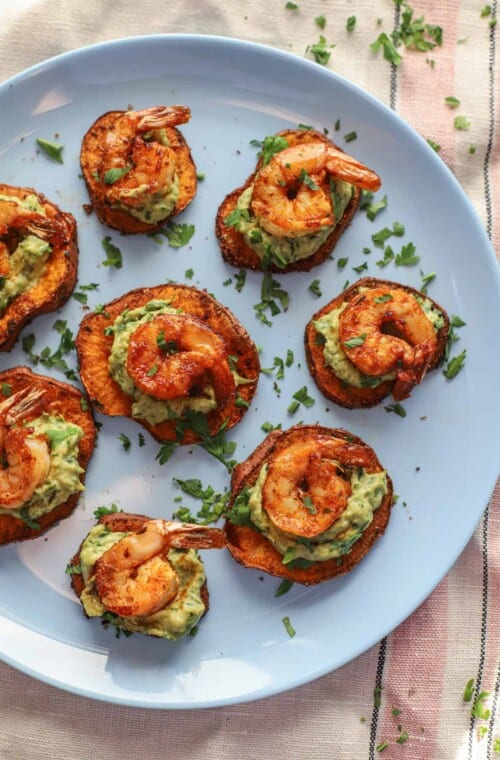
[{"xmin": 0, "ymin": 1, "xmax": 498, "ymax": 758}]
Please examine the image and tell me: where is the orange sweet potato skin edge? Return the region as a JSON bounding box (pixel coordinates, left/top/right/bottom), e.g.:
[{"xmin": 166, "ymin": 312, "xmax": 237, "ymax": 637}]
[
  {"xmin": 68, "ymin": 512, "xmax": 209, "ymax": 618},
  {"xmin": 0, "ymin": 185, "xmax": 78, "ymax": 352},
  {"xmin": 0, "ymin": 366, "xmax": 96, "ymax": 545},
  {"xmin": 224, "ymin": 425, "xmax": 393, "ymax": 585},
  {"xmin": 76, "ymin": 284, "xmax": 260, "ymax": 444},
  {"xmin": 80, "ymin": 111, "xmax": 197, "ymax": 234},
  {"xmin": 215, "ymin": 129, "xmax": 362, "ymax": 273},
  {"xmin": 304, "ymin": 277, "xmax": 451, "ymax": 409}
]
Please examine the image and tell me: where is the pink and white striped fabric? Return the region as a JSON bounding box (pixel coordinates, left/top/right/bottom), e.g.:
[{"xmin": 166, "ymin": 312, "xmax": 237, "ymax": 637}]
[{"xmin": 0, "ymin": 1, "xmax": 498, "ymax": 758}]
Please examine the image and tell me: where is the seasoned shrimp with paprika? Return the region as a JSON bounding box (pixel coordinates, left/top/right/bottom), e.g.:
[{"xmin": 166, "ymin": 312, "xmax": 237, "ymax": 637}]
[
  {"xmin": 126, "ymin": 312, "xmax": 236, "ymax": 408},
  {"xmin": 94, "ymin": 520, "xmax": 226, "ymax": 618},
  {"xmin": 251, "ymin": 141, "xmax": 381, "ymax": 238},
  {"xmin": 339, "ymin": 286, "xmax": 437, "ymax": 400},
  {"xmin": 0, "ymin": 387, "xmax": 50, "ymax": 510},
  {"xmin": 80, "ymin": 105, "xmax": 197, "ymax": 233}
]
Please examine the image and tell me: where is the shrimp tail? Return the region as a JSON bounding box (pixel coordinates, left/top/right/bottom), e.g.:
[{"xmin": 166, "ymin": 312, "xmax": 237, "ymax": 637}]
[
  {"xmin": 0, "ymin": 387, "xmax": 46, "ymax": 425},
  {"xmin": 165, "ymin": 523, "xmax": 227, "ymax": 550},
  {"xmin": 135, "ymin": 105, "xmax": 191, "ymax": 131}
]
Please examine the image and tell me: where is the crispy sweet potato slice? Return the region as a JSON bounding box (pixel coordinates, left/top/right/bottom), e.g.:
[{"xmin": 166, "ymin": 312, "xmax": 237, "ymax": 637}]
[
  {"xmin": 80, "ymin": 108, "xmax": 197, "ymax": 234},
  {"xmin": 0, "ymin": 184, "xmax": 78, "ymax": 351},
  {"xmin": 0, "ymin": 366, "xmax": 96, "ymax": 545},
  {"xmin": 76, "ymin": 284, "xmax": 260, "ymax": 444},
  {"xmin": 68, "ymin": 512, "xmax": 209, "ymax": 621},
  {"xmin": 224, "ymin": 425, "xmax": 393, "ymax": 585},
  {"xmin": 215, "ymin": 129, "xmax": 362, "ymax": 273},
  {"xmin": 304, "ymin": 277, "xmax": 450, "ymax": 409}
]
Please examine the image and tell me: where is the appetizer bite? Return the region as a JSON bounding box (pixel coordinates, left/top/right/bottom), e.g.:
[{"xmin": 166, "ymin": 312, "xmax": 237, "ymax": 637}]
[
  {"xmin": 0, "ymin": 184, "xmax": 78, "ymax": 351},
  {"xmin": 0, "ymin": 366, "xmax": 96, "ymax": 545},
  {"xmin": 80, "ymin": 106, "xmax": 197, "ymax": 234},
  {"xmin": 216, "ymin": 128, "xmax": 380, "ymax": 273},
  {"xmin": 305, "ymin": 278, "xmax": 450, "ymax": 408},
  {"xmin": 224, "ymin": 425, "xmax": 392, "ymax": 584},
  {"xmin": 68, "ymin": 512, "xmax": 226, "ymax": 639},
  {"xmin": 76, "ymin": 284, "xmax": 260, "ymax": 444}
]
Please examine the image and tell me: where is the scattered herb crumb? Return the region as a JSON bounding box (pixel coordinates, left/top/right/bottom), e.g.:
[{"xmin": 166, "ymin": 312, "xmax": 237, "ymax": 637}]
[
  {"xmin": 36, "ymin": 137, "xmax": 64, "ymax": 164},
  {"xmin": 101, "ymin": 237, "xmax": 123, "ymax": 269},
  {"xmin": 385, "ymin": 403, "xmax": 406, "ymax": 417},
  {"xmin": 282, "ymin": 616, "xmax": 296, "ymax": 637}
]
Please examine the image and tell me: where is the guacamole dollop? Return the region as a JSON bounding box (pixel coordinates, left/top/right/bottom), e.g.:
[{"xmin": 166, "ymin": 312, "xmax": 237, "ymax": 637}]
[
  {"xmin": 79, "ymin": 523, "xmax": 206, "ymax": 639},
  {"xmin": 107, "ymin": 300, "xmax": 219, "ymax": 425},
  {"xmin": 0, "ymin": 194, "xmax": 51, "ymax": 313},
  {"xmin": 244, "ymin": 463, "xmax": 388, "ymax": 563},
  {"xmin": 0, "ymin": 413, "xmax": 84, "ymax": 522},
  {"xmin": 227, "ymin": 179, "xmax": 354, "ymax": 268},
  {"xmin": 313, "ymin": 293, "xmax": 445, "ymax": 389}
]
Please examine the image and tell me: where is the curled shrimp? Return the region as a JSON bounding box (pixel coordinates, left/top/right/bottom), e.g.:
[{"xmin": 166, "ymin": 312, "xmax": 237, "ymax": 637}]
[
  {"xmin": 0, "ymin": 199, "xmax": 65, "ymax": 263},
  {"xmin": 96, "ymin": 106, "xmax": 191, "ymax": 212},
  {"xmin": 94, "ymin": 520, "xmax": 226, "ymax": 618},
  {"xmin": 251, "ymin": 142, "xmax": 381, "ymax": 238},
  {"xmin": 125, "ymin": 313, "xmax": 236, "ymax": 407},
  {"xmin": 339, "ymin": 287, "xmax": 438, "ymax": 400},
  {"xmin": 262, "ymin": 437, "xmax": 353, "ymax": 538},
  {"xmin": 0, "ymin": 387, "xmax": 51, "ymax": 509}
]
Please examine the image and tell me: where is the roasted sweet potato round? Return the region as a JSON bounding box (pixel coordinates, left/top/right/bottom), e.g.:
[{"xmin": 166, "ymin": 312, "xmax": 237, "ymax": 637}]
[
  {"xmin": 224, "ymin": 425, "xmax": 393, "ymax": 585},
  {"xmin": 76, "ymin": 284, "xmax": 260, "ymax": 444},
  {"xmin": 0, "ymin": 184, "xmax": 78, "ymax": 351},
  {"xmin": 304, "ymin": 277, "xmax": 450, "ymax": 409},
  {"xmin": 0, "ymin": 366, "xmax": 96, "ymax": 545},
  {"xmin": 215, "ymin": 128, "xmax": 380, "ymax": 273},
  {"xmin": 80, "ymin": 106, "xmax": 197, "ymax": 234}
]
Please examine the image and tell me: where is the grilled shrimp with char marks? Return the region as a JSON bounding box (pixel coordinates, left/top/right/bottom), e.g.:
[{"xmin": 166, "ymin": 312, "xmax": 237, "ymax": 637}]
[
  {"xmin": 96, "ymin": 106, "xmax": 190, "ymax": 212},
  {"xmin": 250, "ymin": 141, "xmax": 381, "ymax": 238},
  {"xmin": 0, "ymin": 387, "xmax": 50, "ymax": 509},
  {"xmin": 94, "ymin": 520, "xmax": 226, "ymax": 618},
  {"xmin": 262, "ymin": 437, "xmax": 355, "ymax": 538},
  {"xmin": 125, "ymin": 312, "xmax": 236, "ymax": 407},
  {"xmin": 339, "ymin": 287, "xmax": 437, "ymax": 400}
]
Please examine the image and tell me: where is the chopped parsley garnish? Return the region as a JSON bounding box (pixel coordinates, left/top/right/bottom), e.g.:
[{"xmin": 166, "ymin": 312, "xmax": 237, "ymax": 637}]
[
  {"xmin": 346, "ymin": 15, "xmax": 356, "ymax": 32},
  {"xmin": 374, "ymin": 293, "xmax": 393, "ymax": 304},
  {"xmin": 302, "ymin": 495, "xmax": 317, "ymax": 514},
  {"xmin": 261, "ymin": 421, "xmax": 282, "ymax": 433},
  {"xmin": 396, "ymin": 731, "xmax": 409, "ymax": 745},
  {"xmin": 372, "ymin": 227, "xmax": 394, "ymax": 248},
  {"xmin": 161, "ymin": 221, "xmax": 195, "ymax": 248},
  {"xmin": 286, "ymin": 1, "xmax": 298, "ymax": 8},
  {"xmin": 376, "ymin": 742, "xmax": 389, "ymax": 753},
  {"xmin": 251, "ymin": 135, "xmax": 289, "ymax": 166},
  {"xmin": 353, "ymin": 262, "xmax": 368, "ymax": 274},
  {"xmin": 370, "ymin": 33, "xmax": 403, "ymax": 66},
  {"xmin": 337, "ymin": 257, "xmax": 348, "ymax": 269},
  {"xmin": 392, "ymin": 707, "xmax": 401, "ymax": 716},
  {"xmin": 93, "ymin": 503, "xmax": 119, "ymax": 519},
  {"xmin": 385, "ymin": 403, "xmax": 406, "ymax": 417},
  {"xmin": 226, "ymin": 487, "xmax": 252, "ymax": 527},
  {"xmin": 235, "ymin": 395, "xmax": 249, "ymax": 408},
  {"xmin": 445, "ymin": 96, "xmax": 460, "ymax": 109},
  {"xmin": 334, "ymin": 118, "xmax": 341, "ymax": 131},
  {"xmin": 376, "ymin": 246, "xmax": 394, "ymax": 267},
  {"xmin": 1, "ymin": 382, "xmax": 12, "ymax": 397},
  {"xmin": 343, "ymin": 131, "xmax": 357, "ymax": 143},
  {"xmin": 119, "ymin": 433, "xmax": 131, "ymax": 451},
  {"xmin": 469, "ymin": 145, "xmax": 477, "ymax": 155},
  {"xmin": 225, "ymin": 208, "xmax": 250, "ymax": 228},
  {"xmin": 443, "ymin": 349, "xmax": 466, "ymax": 379},
  {"xmin": 426, "ymin": 138, "xmax": 441, "ymax": 152},
  {"xmin": 308, "ymin": 279, "xmax": 322, "ymax": 297},
  {"xmin": 36, "ymin": 137, "xmax": 64, "ymax": 164},
  {"xmin": 454, "ymin": 116, "xmax": 471, "ymax": 130},
  {"xmin": 254, "ymin": 272, "xmax": 289, "ymax": 326},
  {"xmin": 343, "ymin": 334, "xmax": 366, "ymax": 349},
  {"xmin": 172, "ymin": 478, "xmax": 229, "ymax": 525},
  {"xmin": 463, "ymin": 678, "xmax": 475, "ymax": 702},
  {"xmin": 179, "ymin": 410, "xmax": 236, "ymax": 471},
  {"xmin": 360, "ymin": 192, "xmax": 387, "ymax": 221},
  {"xmin": 156, "ymin": 330, "xmax": 178, "ymax": 354},
  {"xmin": 315, "ymin": 14, "xmax": 326, "ymax": 29},
  {"xmin": 299, "ymin": 169, "xmax": 320, "ymax": 190},
  {"xmin": 373, "ymin": 686, "xmax": 382, "ymax": 708},
  {"xmin": 307, "ymin": 35, "xmax": 333, "ymax": 65},
  {"xmin": 185, "ymin": 268, "xmax": 194, "ymax": 280},
  {"xmin": 275, "ymin": 579, "xmax": 294, "ymax": 597},
  {"xmin": 420, "ymin": 270, "xmax": 436, "ymax": 293},
  {"xmin": 146, "ymin": 364, "xmax": 159, "ymax": 377},
  {"xmin": 472, "ymin": 691, "xmax": 491, "ymax": 719},
  {"xmin": 101, "ymin": 237, "xmax": 123, "ymax": 269},
  {"xmin": 101, "ymin": 611, "xmax": 133, "ymax": 638},
  {"xmin": 282, "ymin": 616, "xmax": 296, "ymax": 638},
  {"xmin": 392, "ymin": 2, "xmax": 443, "ymax": 52},
  {"xmin": 72, "ymin": 282, "xmax": 100, "ymax": 305},
  {"xmin": 65, "ymin": 562, "xmax": 82, "ymax": 576},
  {"xmin": 395, "ymin": 242, "xmax": 419, "ymax": 266},
  {"xmin": 287, "ymin": 385, "xmax": 315, "ymax": 414},
  {"xmin": 481, "ymin": 4, "xmax": 492, "ymax": 16},
  {"xmin": 196, "ymin": 172, "xmax": 205, "ymax": 181},
  {"xmin": 22, "ymin": 320, "xmax": 78, "ymax": 381},
  {"xmin": 19, "ymin": 507, "xmax": 41, "ymax": 530},
  {"xmin": 155, "ymin": 441, "xmax": 178, "ymax": 465},
  {"xmin": 103, "ymin": 167, "xmax": 131, "ymax": 184},
  {"xmin": 80, "ymin": 397, "xmax": 89, "ymax": 411}
]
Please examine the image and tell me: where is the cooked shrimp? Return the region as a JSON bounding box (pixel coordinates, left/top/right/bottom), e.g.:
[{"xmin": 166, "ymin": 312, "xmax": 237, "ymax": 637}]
[
  {"xmin": 0, "ymin": 200, "xmax": 65, "ymax": 252},
  {"xmin": 251, "ymin": 141, "xmax": 381, "ymax": 238},
  {"xmin": 126, "ymin": 313, "xmax": 236, "ymax": 407},
  {"xmin": 339, "ymin": 287, "xmax": 437, "ymax": 400},
  {"xmin": 94, "ymin": 520, "xmax": 226, "ymax": 618},
  {"xmin": 96, "ymin": 106, "xmax": 191, "ymax": 211},
  {"xmin": 262, "ymin": 437, "xmax": 353, "ymax": 538},
  {"xmin": 0, "ymin": 387, "xmax": 50, "ymax": 509}
]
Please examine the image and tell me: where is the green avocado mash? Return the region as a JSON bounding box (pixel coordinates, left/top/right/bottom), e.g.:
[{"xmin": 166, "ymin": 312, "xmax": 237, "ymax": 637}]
[
  {"xmin": 0, "ymin": 194, "xmax": 51, "ymax": 313},
  {"xmin": 244, "ymin": 463, "xmax": 387, "ymax": 563},
  {"xmin": 0, "ymin": 413, "xmax": 84, "ymax": 522},
  {"xmin": 313, "ymin": 293, "xmax": 445, "ymax": 389},
  {"xmin": 112, "ymin": 129, "xmax": 179, "ymax": 224},
  {"xmin": 227, "ymin": 179, "xmax": 354, "ymax": 268},
  {"xmin": 108, "ymin": 300, "xmax": 219, "ymax": 425},
  {"xmin": 79, "ymin": 523, "xmax": 206, "ymax": 639}
]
